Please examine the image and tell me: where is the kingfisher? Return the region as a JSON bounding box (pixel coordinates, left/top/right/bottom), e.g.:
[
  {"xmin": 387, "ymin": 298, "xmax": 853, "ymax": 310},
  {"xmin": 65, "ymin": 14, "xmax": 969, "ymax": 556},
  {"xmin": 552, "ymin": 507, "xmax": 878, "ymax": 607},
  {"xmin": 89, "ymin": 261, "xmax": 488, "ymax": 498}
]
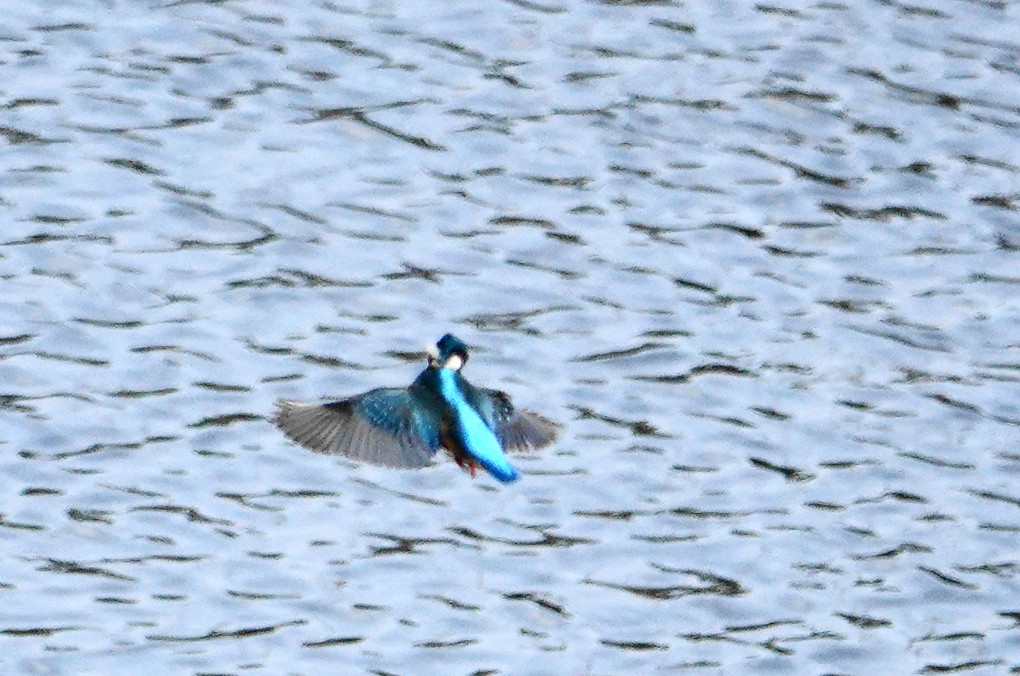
[{"xmin": 272, "ymin": 334, "xmax": 558, "ymax": 483}]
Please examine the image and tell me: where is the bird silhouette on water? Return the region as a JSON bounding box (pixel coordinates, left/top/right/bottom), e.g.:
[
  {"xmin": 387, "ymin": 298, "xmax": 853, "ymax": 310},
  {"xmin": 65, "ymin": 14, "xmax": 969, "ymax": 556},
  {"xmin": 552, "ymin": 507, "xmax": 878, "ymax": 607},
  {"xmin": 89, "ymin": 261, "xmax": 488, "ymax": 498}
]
[{"xmin": 273, "ymin": 334, "xmax": 559, "ymax": 483}]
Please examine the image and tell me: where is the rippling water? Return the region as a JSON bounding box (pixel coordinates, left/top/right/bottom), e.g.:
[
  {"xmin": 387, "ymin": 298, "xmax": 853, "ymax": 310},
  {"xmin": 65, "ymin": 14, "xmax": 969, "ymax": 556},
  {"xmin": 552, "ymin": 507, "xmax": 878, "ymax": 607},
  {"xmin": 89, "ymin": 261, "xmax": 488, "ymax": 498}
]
[{"xmin": 2, "ymin": 1, "xmax": 1018, "ymax": 674}]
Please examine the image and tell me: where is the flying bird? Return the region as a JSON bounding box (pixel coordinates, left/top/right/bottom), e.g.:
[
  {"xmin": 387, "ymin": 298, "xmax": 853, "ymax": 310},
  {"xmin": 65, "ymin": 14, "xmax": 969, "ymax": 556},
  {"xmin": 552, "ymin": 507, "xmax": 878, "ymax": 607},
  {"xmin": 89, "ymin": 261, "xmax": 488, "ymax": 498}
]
[{"xmin": 273, "ymin": 334, "xmax": 558, "ymax": 483}]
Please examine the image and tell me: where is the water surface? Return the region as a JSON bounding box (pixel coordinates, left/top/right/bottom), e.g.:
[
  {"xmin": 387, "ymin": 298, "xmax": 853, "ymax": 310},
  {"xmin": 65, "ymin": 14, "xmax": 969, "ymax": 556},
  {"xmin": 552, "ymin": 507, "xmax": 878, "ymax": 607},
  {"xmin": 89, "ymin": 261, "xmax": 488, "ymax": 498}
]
[{"xmin": 1, "ymin": 0, "xmax": 1018, "ymax": 674}]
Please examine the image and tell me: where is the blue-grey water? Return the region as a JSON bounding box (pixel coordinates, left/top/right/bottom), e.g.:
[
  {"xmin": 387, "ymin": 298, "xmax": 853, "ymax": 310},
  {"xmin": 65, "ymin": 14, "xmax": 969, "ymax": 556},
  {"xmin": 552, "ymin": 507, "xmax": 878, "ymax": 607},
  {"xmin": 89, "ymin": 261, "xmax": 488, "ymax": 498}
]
[{"xmin": 2, "ymin": 1, "xmax": 1018, "ymax": 674}]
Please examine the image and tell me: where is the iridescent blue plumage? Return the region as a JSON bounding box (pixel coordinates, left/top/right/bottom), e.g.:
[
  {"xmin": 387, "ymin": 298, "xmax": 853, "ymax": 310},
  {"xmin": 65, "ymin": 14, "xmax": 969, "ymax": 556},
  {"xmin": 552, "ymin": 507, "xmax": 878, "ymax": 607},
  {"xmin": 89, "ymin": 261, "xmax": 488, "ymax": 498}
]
[
  {"xmin": 273, "ymin": 333, "xmax": 558, "ymax": 482},
  {"xmin": 436, "ymin": 368, "xmax": 519, "ymax": 482}
]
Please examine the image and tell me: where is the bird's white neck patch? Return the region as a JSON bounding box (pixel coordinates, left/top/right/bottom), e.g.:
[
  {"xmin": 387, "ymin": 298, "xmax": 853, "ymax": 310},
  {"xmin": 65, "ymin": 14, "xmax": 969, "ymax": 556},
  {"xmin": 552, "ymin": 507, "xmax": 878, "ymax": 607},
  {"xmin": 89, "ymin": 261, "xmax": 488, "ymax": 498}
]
[{"xmin": 443, "ymin": 354, "xmax": 464, "ymax": 371}]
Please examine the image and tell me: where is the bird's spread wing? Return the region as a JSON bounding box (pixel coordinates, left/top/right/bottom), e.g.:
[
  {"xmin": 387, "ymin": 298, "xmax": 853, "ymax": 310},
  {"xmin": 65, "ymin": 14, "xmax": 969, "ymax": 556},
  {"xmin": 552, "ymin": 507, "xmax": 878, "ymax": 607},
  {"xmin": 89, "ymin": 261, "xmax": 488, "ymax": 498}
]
[
  {"xmin": 462, "ymin": 384, "xmax": 559, "ymax": 453},
  {"xmin": 273, "ymin": 388, "xmax": 441, "ymax": 468}
]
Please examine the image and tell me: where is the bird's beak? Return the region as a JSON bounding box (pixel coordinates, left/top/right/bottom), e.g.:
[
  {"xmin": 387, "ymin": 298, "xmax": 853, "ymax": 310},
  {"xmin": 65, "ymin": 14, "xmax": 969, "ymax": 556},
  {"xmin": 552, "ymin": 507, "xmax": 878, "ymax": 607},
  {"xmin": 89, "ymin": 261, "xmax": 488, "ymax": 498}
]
[{"xmin": 425, "ymin": 342, "xmax": 440, "ymax": 367}]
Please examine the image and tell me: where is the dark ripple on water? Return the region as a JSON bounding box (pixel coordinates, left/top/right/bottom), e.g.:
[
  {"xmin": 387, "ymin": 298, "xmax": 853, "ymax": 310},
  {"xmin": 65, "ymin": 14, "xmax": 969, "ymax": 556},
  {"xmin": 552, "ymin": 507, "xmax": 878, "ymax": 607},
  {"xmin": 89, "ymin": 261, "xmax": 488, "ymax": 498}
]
[{"xmin": 1, "ymin": 0, "xmax": 1018, "ymax": 674}]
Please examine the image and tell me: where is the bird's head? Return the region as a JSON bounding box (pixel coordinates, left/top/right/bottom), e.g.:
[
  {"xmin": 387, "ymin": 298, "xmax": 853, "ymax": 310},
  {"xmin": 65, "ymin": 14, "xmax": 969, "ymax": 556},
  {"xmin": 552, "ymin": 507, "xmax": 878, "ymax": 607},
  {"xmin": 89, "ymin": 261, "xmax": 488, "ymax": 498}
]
[{"xmin": 427, "ymin": 333, "xmax": 469, "ymax": 371}]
